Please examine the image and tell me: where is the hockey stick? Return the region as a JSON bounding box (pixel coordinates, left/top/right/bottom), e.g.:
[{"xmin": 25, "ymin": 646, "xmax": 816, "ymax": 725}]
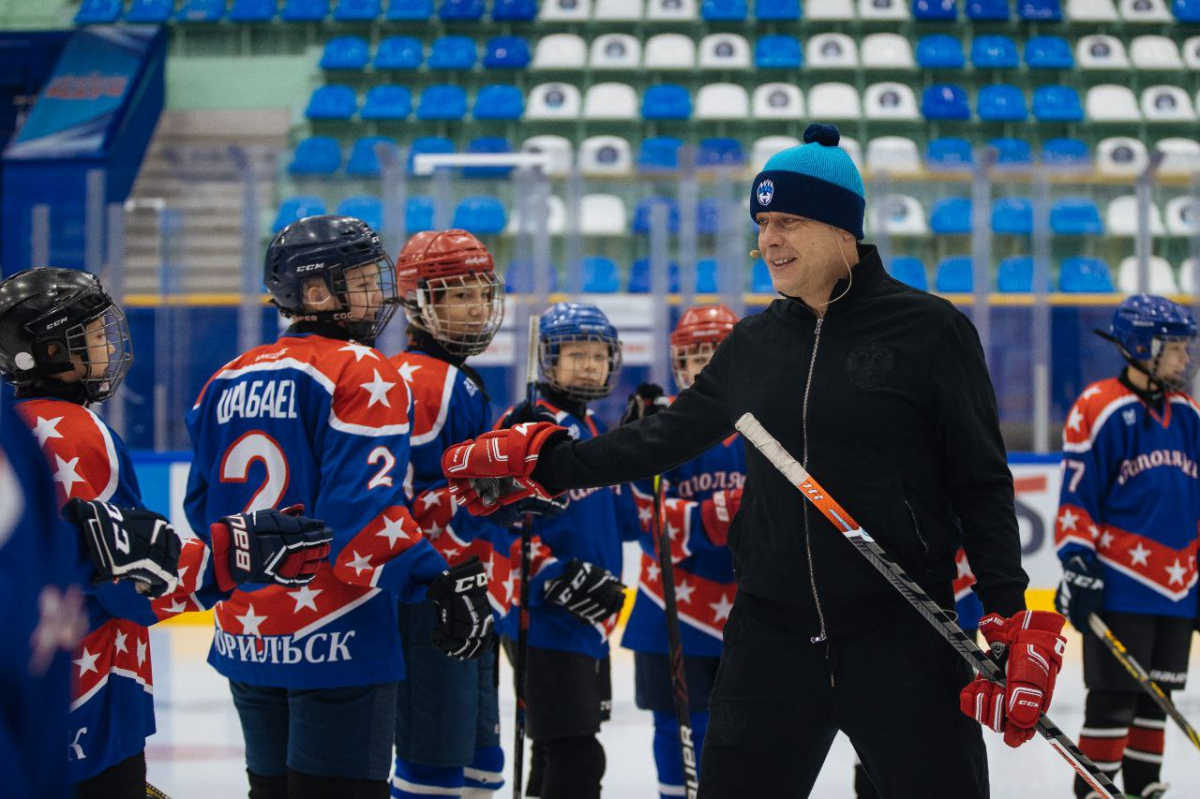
[
  {"xmin": 1088, "ymin": 612, "xmax": 1200, "ymax": 752},
  {"xmin": 733, "ymin": 412, "xmax": 1122, "ymax": 799},
  {"xmin": 652, "ymin": 474, "xmax": 701, "ymax": 798}
]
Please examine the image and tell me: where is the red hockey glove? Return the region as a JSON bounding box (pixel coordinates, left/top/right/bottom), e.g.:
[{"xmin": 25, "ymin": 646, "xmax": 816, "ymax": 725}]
[
  {"xmin": 210, "ymin": 505, "xmax": 333, "ymax": 593},
  {"xmin": 441, "ymin": 422, "xmax": 568, "ymax": 516},
  {"xmin": 959, "ymin": 610, "xmax": 1067, "ymax": 747},
  {"xmin": 700, "ymin": 488, "xmax": 742, "ymax": 547}
]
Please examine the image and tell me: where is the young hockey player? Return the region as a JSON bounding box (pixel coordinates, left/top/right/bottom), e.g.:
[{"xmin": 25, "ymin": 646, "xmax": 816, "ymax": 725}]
[
  {"xmin": 185, "ymin": 216, "xmax": 493, "ymax": 799},
  {"xmin": 1055, "ymin": 294, "xmax": 1199, "ymax": 799},
  {"xmin": 620, "ymin": 304, "xmax": 745, "ymax": 799},
  {"xmin": 0, "ymin": 267, "xmax": 332, "ymax": 798}
]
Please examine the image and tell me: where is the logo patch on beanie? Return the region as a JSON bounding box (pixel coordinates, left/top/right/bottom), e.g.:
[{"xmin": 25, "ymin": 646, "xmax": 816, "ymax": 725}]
[{"xmin": 756, "ymin": 179, "xmax": 774, "ymax": 207}]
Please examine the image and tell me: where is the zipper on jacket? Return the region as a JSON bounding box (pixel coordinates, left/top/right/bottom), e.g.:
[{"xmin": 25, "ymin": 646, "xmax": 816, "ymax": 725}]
[
  {"xmin": 802, "ymin": 316, "xmax": 829, "ymax": 645},
  {"xmin": 903, "ymin": 499, "xmax": 929, "ymax": 557}
]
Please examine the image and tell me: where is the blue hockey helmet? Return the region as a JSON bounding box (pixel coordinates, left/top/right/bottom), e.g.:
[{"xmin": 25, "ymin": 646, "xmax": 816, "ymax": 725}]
[
  {"xmin": 1109, "ymin": 294, "xmax": 1197, "ymax": 360},
  {"xmin": 264, "ymin": 214, "xmax": 398, "ymax": 343},
  {"xmin": 538, "ymin": 301, "xmax": 623, "ymax": 401}
]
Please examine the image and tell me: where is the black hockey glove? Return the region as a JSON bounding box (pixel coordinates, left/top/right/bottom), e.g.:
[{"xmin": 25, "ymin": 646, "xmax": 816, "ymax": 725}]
[
  {"xmin": 543, "ymin": 558, "xmax": 627, "ymax": 626},
  {"xmin": 63, "ymin": 498, "xmax": 182, "ymax": 597},
  {"xmin": 487, "ymin": 493, "xmax": 571, "ymax": 528},
  {"xmin": 503, "ymin": 398, "xmax": 554, "ymax": 428},
  {"xmin": 428, "ymin": 555, "xmax": 494, "ymax": 660},
  {"xmin": 210, "ymin": 505, "xmax": 333, "ymax": 593},
  {"xmin": 620, "ymin": 383, "xmax": 669, "ymax": 426},
  {"xmin": 1054, "ymin": 553, "xmax": 1105, "ymax": 634}
]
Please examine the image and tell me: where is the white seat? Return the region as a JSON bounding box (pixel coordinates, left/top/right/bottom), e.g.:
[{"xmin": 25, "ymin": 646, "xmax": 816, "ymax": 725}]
[
  {"xmin": 521, "ymin": 136, "xmax": 574, "ymax": 176},
  {"xmin": 579, "ymin": 137, "xmax": 633, "ymax": 176},
  {"xmin": 579, "ymin": 194, "xmax": 628, "ymax": 234},
  {"xmin": 594, "ymin": 0, "xmax": 643, "ymax": 18},
  {"xmin": 1130, "ymin": 35, "xmax": 1183, "ymax": 69},
  {"xmin": 644, "ymin": 34, "xmax": 696, "ymax": 69},
  {"xmin": 807, "ymin": 33, "xmax": 858, "ymax": 68},
  {"xmin": 1156, "ymin": 138, "xmax": 1200, "ymax": 176},
  {"xmin": 1184, "ymin": 37, "xmax": 1200, "ymax": 68},
  {"xmin": 1077, "ymin": 35, "xmax": 1130, "ymax": 69},
  {"xmin": 869, "ymin": 195, "xmax": 928, "ymax": 236},
  {"xmin": 508, "ymin": 195, "xmax": 566, "ymax": 234},
  {"xmin": 866, "ymin": 136, "xmax": 921, "ymax": 174},
  {"xmin": 1121, "ymin": 0, "xmax": 1172, "ymax": 20},
  {"xmin": 1143, "ymin": 86, "xmax": 1196, "ymax": 122},
  {"xmin": 1087, "ymin": 85, "xmax": 1140, "ymax": 121},
  {"xmin": 808, "ymin": 82, "xmax": 861, "ymax": 119},
  {"xmin": 806, "ymin": 0, "xmax": 855, "ymax": 17},
  {"xmin": 699, "ymin": 34, "xmax": 751, "ymax": 69},
  {"xmin": 1166, "ymin": 196, "xmax": 1200, "ymax": 236},
  {"xmin": 538, "ymin": 0, "xmax": 591, "ymax": 20},
  {"xmin": 752, "ymin": 83, "xmax": 804, "ymax": 119},
  {"xmin": 1068, "ymin": 0, "xmax": 1118, "ymax": 20},
  {"xmin": 861, "ymin": 33, "xmax": 915, "ymax": 69},
  {"xmin": 1180, "ymin": 259, "xmax": 1200, "ymax": 294},
  {"xmin": 590, "ymin": 34, "xmax": 641, "ymax": 69},
  {"xmin": 1097, "ymin": 137, "xmax": 1150, "ymax": 176},
  {"xmin": 583, "ymin": 83, "xmax": 638, "ymax": 119},
  {"xmin": 646, "ymin": 0, "xmax": 697, "ymax": 19},
  {"xmin": 525, "ymin": 83, "xmax": 582, "ymax": 120},
  {"xmin": 840, "ymin": 137, "xmax": 864, "ymax": 172},
  {"xmin": 696, "ymin": 83, "xmax": 750, "ymax": 119},
  {"xmin": 864, "ymin": 82, "xmax": 918, "ymax": 120},
  {"xmin": 1107, "ymin": 196, "xmax": 1166, "ymax": 236},
  {"xmin": 859, "ymin": 0, "xmax": 909, "ymax": 18},
  {"xmin": 1118, "ymin": 256, "xmax": 1178, "ymax": 293},
  {"xmin": 532, "ymin": 34, "xmax": 587, "ymax": 69},
  {"xmin": 751, "ymin": 135, "xmax": 801, "ymax": 170}
]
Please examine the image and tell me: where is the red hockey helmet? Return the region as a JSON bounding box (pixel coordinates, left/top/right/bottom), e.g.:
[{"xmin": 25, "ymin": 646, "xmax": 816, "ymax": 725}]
[
  {"xmin": 395, "ymin": 229, "xmax": 504, "ymax": 357},
  {"xmin": 670, "ymin": 304, "xmax": 738, "ymax": 389}
]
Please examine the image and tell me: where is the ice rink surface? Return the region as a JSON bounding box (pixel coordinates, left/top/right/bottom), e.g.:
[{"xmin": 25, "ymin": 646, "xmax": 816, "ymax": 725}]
[{"xmin": 145, "ymin": 624, "xmax": 1200, "ymax": 798}]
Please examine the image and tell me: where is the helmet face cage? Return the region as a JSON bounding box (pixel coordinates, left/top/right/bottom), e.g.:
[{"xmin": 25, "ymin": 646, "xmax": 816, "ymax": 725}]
[
  {"xmin": 1144, "ymin": 334, "xmax": 1196, "ymax": 392},
  {"xmin": 409, "ymin": 271, "xmax": 505, "ymax": 357},
  {"xmin": 65, "ymin": 302, "xmax": 134, "ymax": 402},
  {"xmin": 307, "ymin": 254, "xmax": 399, "ymax": 343},
  {"xmin": 670, "ymin": 341, "xmax": 719, "ymax": 391},
  {"xmin": 540, "ymin": 333, "xmax": 623, "ymax": 402}
]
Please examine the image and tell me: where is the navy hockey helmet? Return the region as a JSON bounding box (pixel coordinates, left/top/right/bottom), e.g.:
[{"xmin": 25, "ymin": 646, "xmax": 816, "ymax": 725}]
[
  {"xmin": 1102, "ymin": 294, "xmax": 1197, "ymax": 391},
  {"xmin": 264, "ymin": 214, "xmax": 398, "ymax": 343},
  {"xmin": 538, "ymin": 301, "xmax": 623, "ymax": 402}
]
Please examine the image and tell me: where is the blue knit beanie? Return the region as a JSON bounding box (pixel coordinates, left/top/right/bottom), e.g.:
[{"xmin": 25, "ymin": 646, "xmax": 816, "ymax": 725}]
[{"xmin": 749, "ymin": 123, "xmax": 866, "ymax": 240}]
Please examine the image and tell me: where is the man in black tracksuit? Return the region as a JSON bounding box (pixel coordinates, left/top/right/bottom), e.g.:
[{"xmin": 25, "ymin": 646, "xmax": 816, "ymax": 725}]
[{"xmin": 441, "ymin": 124, "xmax": 1067, "ymax": 796}]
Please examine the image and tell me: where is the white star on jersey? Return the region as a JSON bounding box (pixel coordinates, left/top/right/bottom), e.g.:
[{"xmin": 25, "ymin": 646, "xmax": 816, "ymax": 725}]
[
  {"xmin": 136, "ymin": 638, "xmax": 147, "ymax": 666},
  {"xmin": 710, "ymin": 594, "xmax": 734, "ymax": 622},
  {"xmin": 1129, "ymin": 543, "xmax": 1151, "ymax": 567},
  {"xmin": 236, "ymin": 605, "xmax": 268, "ymax": 636},
  {"xmin": 646, "ymin": 562, "xmax": 661, "ymax": 583},
  {"xmin": 346, "ymin": 551, "xmax": 373, "ymax": 576},
  {"xmin": 376, "ymin": 514, "xmax": 410, "ymax": 548},
  {"xmin": 73, "ymin": 647, "xmax": 100, "ymax": 677},
  {"xmin": 288, "ymin": 585, "xmax": 322, "ymax": 613},
  {"xmin": 1066, "ymin": 407, "xmax": 1084, "ymax": 432},
  {"xmin": 360, "ymin": 369, "xmax": 395, "ymax": 408},
  {"xmin": 1081, "ymin": 386, "xmax": 1102, "ymax": 399},
  {"xmin": 396, "ymin": 362, "xmax": 421, "ymax": 386},
  {"xmin": 32, "ymin": 415, "xmax": 64, "ymax": 447},
  {"xmin": 420, "ymin": 491, "xmax": 442, "ymax": 509},
  {"xmin": 674, "ymin": 579, "xmax": 696, "ymax": 604},
  {"xmin": 53, "ymin": 455, "xmax": 85, "ymax": 497},
  {"xmin": 340, "ymin": 343, "xmax": 378, "ymax": 362},
  {"xmin": 114, "ymin": 630, "xmax": 128, "ymax": 654},
  {"xmin": 1165, "ymin": 558, "xmax": 1187, "ymax": 586},
  {"xmin": 1058, "ymin": 508, "xmax": 1079, "ymax": 531},
  {"xmin": 1099, "ymin": 531, "xmax": 1115, "ymax": 549}
]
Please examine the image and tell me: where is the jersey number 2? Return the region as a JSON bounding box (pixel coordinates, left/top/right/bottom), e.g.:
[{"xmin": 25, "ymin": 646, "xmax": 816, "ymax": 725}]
[{"xmin": 220, "ymin": 431, "xmax": 290, "ymax": 512}]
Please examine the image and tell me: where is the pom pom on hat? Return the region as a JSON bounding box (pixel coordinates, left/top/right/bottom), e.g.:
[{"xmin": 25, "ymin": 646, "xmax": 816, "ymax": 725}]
[{"xmin": 803, "ymin": 123, "xmax": 841, "ymax": 147}]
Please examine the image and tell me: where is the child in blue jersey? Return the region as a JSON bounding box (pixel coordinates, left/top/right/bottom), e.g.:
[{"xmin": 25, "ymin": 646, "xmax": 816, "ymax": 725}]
[
  {"xmin": 1054, "ymin": 294, "xmax": 1199, "ymax": 799},
  {"xmin": 186, "ymin": 216, "xmax": 492, "ymax": 799}
]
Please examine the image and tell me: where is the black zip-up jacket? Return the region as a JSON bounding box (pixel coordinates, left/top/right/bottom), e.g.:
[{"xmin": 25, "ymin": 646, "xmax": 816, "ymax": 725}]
[{"xmin": 532, "ymin": 245, "xmax": 1028, "ymax": 641}]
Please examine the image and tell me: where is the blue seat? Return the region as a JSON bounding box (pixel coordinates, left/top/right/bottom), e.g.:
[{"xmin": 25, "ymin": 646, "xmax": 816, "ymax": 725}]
[
  {"xmin": 429, "ymin": 36, "xmax": 477, "ymax": 70},
  {"xmin": 989, "ymin": 137, "xmax": 1032, "ymax": 165},
  {"xmin": 473, "ymin": 85, "xmax": 524, "ymax": 120},
  {"xmin": 126, "ymin": 0, "xmax": 174, "ymax": 23},
  {"xmin": 305, "ymin": 85, "xmax": 356, "ymax": 120},
  {"xmin": 697, "ymin": 199, "xmax": 721, "ymax": 235},
  {"xmin": 931, "ymin": 198, "xmax": 973, "ymax": 234},
  {"xmin": 927, "ymin": 138, "xmax": 973, "ymax": 169},
  {"xmin": 504, "ymin": 261, "xmax": 561, "ymax": 293},
  {"xmin": 628, "ymin": 259, "xmax": 681, "ymax": 293},
  {"xmin": 376, "ymin": 37, "xmax": 423, "ymax": 70},
  {"xmin": 493, "ymin": 0, "xmax": 538, "ymax": 18},
  {"xmin": 1032, "ymin": 86, "xmax": 1082, "ymax": 122},
  {"xmin": 229, "ymin": 0, "xmax": 277, "ymax": 20},
  {"xmin": 642, "ymin": 86, "xmax": 692, "ymax": 120},
  {"xmin": 935, "ymin": 258, "xmax": 973, "ymax": 292},
  {"xmin": 977, "ymin": 85, "xmax": 1027, "ymax": 121},
  {"xmin": 751, "ymin": 259, "xmax": 773, "ymax": 293},
  {"xmin": 633, "ymin": 198, "xmax": 681, "ymax": 234},
  {"xmin": 1175, "ymin": 0, "xmax": 1200, "ymax": 20},
  {"xmin": 337, "ymin": 196, "xmax": 384, "ymax": 232},
  {"xmin": 913, "ymin": 0, "xmax": 957, "ymax": 19},
  {"xmin": 464, "ymin": 137, "xmax": 514, "ymax": 178},
  {"xmin": 755, "ymin": 0, "xmax": 801, "ymax": 18},
  {"xmin": 755, "ymin": 36, "xmax": 802, "ymax": 69},
  {"xmin": 361, "ymin": 86, "xmax": 412, "ymax": 120},
  {"xmin": 638, "ymin": 137, "xmax": 684, "ymax": 171},
  {"xmin": 417, "ymin": 85, "xmax": 467, "ymax": 120},
  {"xmin": 922, "ymin": 84, "xmax": 971, "ymax": 119},
  {"xmin": 388, "ymin": 0, "xmax": 434, "ymax": 17},
  {"xmin": 1050, "ymin": 199, "xmax": 1103, "ymax": 236},
  {"xmin": 1059, "ymin": 257, "xmax": 1114, "ymax": 293},
  {"xmin": 406, "ymin": 197, "xmax": 435, "ymax": 233},
  {"xmin": 696, "ymin": 259, "xmax": 719, "ymax": 293},
  {"xmin": 1025, "ymin": 36, "xmax": 1072, "ymax": 69},
  {"xmin": 972, "ymin": 36, "xmax": 1019, "ymax": 68},
  {"xmin": 407, "ymin": 136, "xmax": 455, "ymax": 175},
  {"xmin": 453, "ymin": 197, "xmax": 508, "ymax": 235},
  {"xmin": 334, "ymin": 0, "xmax": 382, "ymax": 20},
  {"xmin": 1042, "ymin": 138, "xmax": 1089, "ymax": 168},
  {"xmin": 888, "ymin": 258, "xmax": 928, "ymax": 290},
  {"xmin": 581, "ymin": 257, "xmax": 622, "ymax": 293},
  {"xmin": 274, "ymin": 196, "xmax": 327, "ymax": 233},
  {"xmin": 484, "ymin": 36, "xmax": 531, "ymax": 69},
  {"xmin": 702, "ymin": 0, "xmax": 749, "ymax": 18},
  {"xmin": 992, "ymin": 197, "xmax": 1033, "ymax": 234},
  {"xmin": 76, "ymin": 0, "xmax": 122, "ymax": 24},
  {"xmin": 176, "ymin": 0, "xmax": 226, "ymax": 22},
  {"xmin": 320, "ymin": 37, "xmax": 370, "ymax": 70},
  {"xmin": 997, "ymin": 257, "xmax": 1052, "ymax": 292},
  {"xmin": 347, "ymin": 136, "xmax": 399, "ymax": 176},
  {"xmin": 698, "ymin": 138, "xmax": 745, "ymax": 168},
  {"xmin": 917, "ymin": 35, "xmax": 965, "ymax": 68},
  {"xmin": 966, "ymin": 0, "xmax": 1008, "ymax": 16},
  {"xmin": 1018, "ymin": 0, "xmax": 1060, "ymax": 18},
  {"xmin": 289, "ymin": 137, "xmax": 342, "ymax": 175},
  {"xmin": 281, "ymin": 0, "xmax": 330, "ymax": 22},
  {"xmin": 440, "ymin": 0, "xmax": 485, "ymax": 18}
]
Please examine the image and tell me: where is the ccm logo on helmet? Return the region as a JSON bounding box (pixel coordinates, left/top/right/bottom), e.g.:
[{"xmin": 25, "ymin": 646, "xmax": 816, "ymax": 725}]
[
  {"xmin": 44, "ymin": 316, "xmax": 69, "ymax": 330},
  {"xmin": 295, "ymin": 263, "xmax": 326, "ymax": 273},
  {"xmin": 463, "ymin": 256, "xmax": 489, "ymax": 266}
]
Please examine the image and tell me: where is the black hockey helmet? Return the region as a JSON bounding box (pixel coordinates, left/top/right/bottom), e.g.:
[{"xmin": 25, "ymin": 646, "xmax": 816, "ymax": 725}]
[
  {"xmin": 0, "ymin": 267, "xmax": 133, "ymax": 403},
  {"xmin": 264, "ymin": 214, "xmax": 398, "ymax": 343}
]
